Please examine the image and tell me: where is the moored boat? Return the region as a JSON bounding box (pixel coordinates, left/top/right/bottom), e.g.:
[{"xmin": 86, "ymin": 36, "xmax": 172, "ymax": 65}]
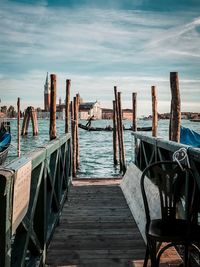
[
  {"xmin": 0, "ymin": 126, "xmax": 11, "ymax": 165},
  {"xmin": 190, "ymin": 119, "xmax": 200, "ymax": 122},
  {"xmin": 78, "ymin": 123, "xmax": 152, "ymax": 132},
  {"xmin": 180, "ymin": 126, "xmax": 200, "ymax": 148}
]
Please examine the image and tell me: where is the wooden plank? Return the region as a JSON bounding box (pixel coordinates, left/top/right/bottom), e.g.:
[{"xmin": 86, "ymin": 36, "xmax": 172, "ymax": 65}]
[{"xmin": 46, "ymin": 179, "xmax": 146, "ymax": 266}]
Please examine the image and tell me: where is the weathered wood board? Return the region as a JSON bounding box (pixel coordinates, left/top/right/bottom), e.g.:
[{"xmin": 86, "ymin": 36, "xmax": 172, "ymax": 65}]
[
  {"xmin": 46, "ymin": 179, "xmax": 146, "ymax": 266},
  {"xmin": 120, "ymin": 163, "xmax": 161, "ymax": 241},
  {"xmin": 12, "ymin": 160, "xmax": 32, "ymax": 234}
]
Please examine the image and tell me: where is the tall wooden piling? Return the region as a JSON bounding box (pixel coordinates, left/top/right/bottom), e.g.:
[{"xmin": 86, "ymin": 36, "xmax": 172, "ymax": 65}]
[
  {"xmin": 72, "ymin": 97, "xmax": 77, "ymax": 177},
  {"xmin": 132, "ymin": 93, "xmax": 137, "ymax": 131},
  {"xmin": 75, "ymin": 94, "xmax": 80, "ymax": 169},
  {"xmin": 70, "ymin": 101, "xmax": 75, "ymax": 174},
  {"xmin": 17, "ymin": 98, "xmax": 20, "ymax": 157},
  {"xmin": 49, "ymin": 74, "xmax": 57, "ymax": 140},
  {"xmin": 118, "ymin": 92, "xmax": 126, "ymax": 173},
  {"xmin": 114, "ymin": 86, "xmax": 122, "ymax": 168},
  {"xmin": 113, "ymin": 100, "xmax": 118, "ymax": 165},
  {"xmin": 65, "ymin": 79, "xmax": 71, "ymax": 133},
  {"xmin": 151, "ymin": 86, "xmax": 158, "ymax": 137},
  {"xmin": 21, "ymin": 107, "xmax": 38, "ymax": 136},
  {"xmin": 169, "ymin": 72, "xmax": 181, "ymax": 142},
  {"xmin": 30, "ymin": 108, "xmax": 38, "ymax": 136}
]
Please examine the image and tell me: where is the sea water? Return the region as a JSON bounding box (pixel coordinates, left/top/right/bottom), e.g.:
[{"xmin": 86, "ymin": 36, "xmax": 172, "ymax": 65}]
[{"xmin": 5, "ymin": 119, "xmax": 200, "ymax": 177}]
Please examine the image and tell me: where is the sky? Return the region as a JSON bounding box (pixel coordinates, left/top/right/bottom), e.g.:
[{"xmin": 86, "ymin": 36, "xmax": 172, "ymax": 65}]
[{"xmin": 0, "ymin": 0, "xmax": 200, "ymax": 115}]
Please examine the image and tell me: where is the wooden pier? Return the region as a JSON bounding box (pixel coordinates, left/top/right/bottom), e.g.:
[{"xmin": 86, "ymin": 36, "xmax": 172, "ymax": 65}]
[
  {"xmin": 1, "ymin": 130, "xmax": 199, "ymax": 266},
  {"xmin": 46, "ymin": 178, "xmax": 146, "ymax": 267}
]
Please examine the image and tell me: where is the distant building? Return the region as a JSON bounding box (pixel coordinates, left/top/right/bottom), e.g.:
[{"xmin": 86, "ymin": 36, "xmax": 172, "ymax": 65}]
[
  {"xmin": 79, "ymin": 101, "xmax": 101, "ymax": 120},
  {"xmin": 123, "ymin": 109, "xmax": 132, "ymax": 120},
  {"xmin": 37, "ymin": 110, "xmax": 65, "ymax": 120},
  {"xmin": 102, "ymin": 108, "xmax": 113, "ymax": 119},
  {"xmin": 44, "ymin": 72, "xmax": 50, "ymax": 111},
  {"xmin": 102, "ymin": 108, "xmax": 133, "ymax": 120}
]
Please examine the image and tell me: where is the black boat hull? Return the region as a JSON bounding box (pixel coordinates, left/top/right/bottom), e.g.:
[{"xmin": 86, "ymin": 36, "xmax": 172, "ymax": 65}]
[{"xmin": 78, "ymin": 123, "xmax": 152, "ymax": 132}]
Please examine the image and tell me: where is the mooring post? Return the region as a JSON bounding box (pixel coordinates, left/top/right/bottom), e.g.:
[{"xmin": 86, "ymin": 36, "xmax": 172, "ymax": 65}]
[
  {"xmin": 151, "ymin": 86, "xmax": 158, "ymax": 137},
  {"xmin": 49, "ymin": 74, "xmax": 57, "ymax": 140},
  {"xmin": 118, "ymin": 92, "xmax": 126, "ymax": 173},
  {"xmin": 132, "ymin": 92, "xmax": 137, "ymax": 131},
  {"xmin": 114, "ymin": 86, "xmax": 122, "ymax": 169},
  {"xmin": 65, "ymin": 79, "xmax": 71, "ymax": 134},
  {"xmin": 70, "ymin": 100, "xmax": 75, "ymax": 176},
  {"xmin": 25, "ymin": 108, "xmax": 31, "ymax": 135},
  {"xmin": 169, "ymin": 72, "xmax": 181, "ymax": 142},
  {"xmin": 76, "ymin": 94, "xmax": 80, "ymax": 169},
  {"xmin": 30, "ymin": 107, "xmax": 38, "ymax": 136},
  {"xmin": 113, "ymin": 100, "xmax": 118, "ymax": 165},
  {"xmin": 17, "ymin": 97, "xmax": 20, "ymax": 157},
  {"xmin": 72, "ymin": 97, "xmax": 77, "ymax": 177}
]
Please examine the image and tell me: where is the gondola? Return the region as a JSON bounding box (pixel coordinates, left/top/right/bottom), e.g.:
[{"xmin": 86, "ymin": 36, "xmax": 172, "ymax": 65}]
[
  {"xmin": 0, "ymin": 126, "xmax": 11, "ymax": 165},
  {"xmin": 78, "ymin": 123, "xmax": 152, "ymax": 132},
  {"xmin": 190, "ymin": 119, "xmax": 200, "ymax": 122}
]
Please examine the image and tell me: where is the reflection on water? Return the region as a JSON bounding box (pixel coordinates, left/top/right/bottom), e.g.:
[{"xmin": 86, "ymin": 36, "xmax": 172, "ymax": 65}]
[{"xmin": 5, "ymin": 119, "xmax": 200, "ymax": 177}]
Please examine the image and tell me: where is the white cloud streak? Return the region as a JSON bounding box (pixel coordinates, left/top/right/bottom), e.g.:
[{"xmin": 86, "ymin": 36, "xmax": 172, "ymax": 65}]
[{"xmin": 0, "ymin": 1, "xmax": 200, "ymax": 114}]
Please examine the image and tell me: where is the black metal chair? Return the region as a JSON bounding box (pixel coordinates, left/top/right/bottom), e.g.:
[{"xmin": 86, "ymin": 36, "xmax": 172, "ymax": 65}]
[{"xmin": 140, "ymin": 160, "xmax": 200, "ymax": 267}]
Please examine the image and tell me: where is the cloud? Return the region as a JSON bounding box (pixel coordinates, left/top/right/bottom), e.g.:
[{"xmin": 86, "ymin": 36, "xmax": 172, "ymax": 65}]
[{"xmin": 0, "ymin": 1, "xmax": 200, "ymax": 115}]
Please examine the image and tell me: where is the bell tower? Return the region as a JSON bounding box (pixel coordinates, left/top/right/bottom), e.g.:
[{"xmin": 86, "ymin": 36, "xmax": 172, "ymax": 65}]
[{"xmin": 44, "ymin": 72, "xmax": 50, "ymax": 111}]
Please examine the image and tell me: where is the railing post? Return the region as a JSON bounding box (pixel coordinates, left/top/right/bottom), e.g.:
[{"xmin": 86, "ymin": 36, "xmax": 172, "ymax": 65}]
[{"xmin": 0, "ymin": 170, "xmax": 14, "ymax": 267}]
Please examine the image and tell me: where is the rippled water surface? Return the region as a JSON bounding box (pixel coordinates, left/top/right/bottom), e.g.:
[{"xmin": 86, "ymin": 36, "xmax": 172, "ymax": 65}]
[{"xmin": 5, "ymin": 119, "xmax": 200, "ymax": 177}]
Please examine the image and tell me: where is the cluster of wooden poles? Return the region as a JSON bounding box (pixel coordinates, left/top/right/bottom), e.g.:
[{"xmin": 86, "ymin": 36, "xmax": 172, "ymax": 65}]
[
  {"xmin": 112, "ymin": 87, "xmax": 126, "ymax": 173},
  {"xmin": 48, "ymin": 75, "xmax": 80, "ymax": 178},
  {"xmin": 16, "ymin": 71, "xmax": 181, "ymax": 177},
  {"xmin": 111, "ymin": 71, "xmax": 181, "ymax": 174}
]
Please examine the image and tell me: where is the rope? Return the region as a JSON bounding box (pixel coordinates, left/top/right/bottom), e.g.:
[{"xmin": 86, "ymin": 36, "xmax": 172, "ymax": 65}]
[{"xmin": 172, "ymin": 147, "xmax": 190, "ymax": 170}]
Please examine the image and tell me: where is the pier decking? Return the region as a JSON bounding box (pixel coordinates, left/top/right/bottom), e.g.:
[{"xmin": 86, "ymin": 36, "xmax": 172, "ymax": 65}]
[{"xmin": 46, "ymin": 178, "xmax": 146, "ymax": 267}]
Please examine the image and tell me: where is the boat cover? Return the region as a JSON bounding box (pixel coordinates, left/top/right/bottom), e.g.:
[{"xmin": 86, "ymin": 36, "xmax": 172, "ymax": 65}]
[
  {"xmin": 0, "ymin": 132, "xmax": 11, "ymax": 152},
  {"xmin": 180, "ymin": 126, "xmax": 200, "ymax": 148}
]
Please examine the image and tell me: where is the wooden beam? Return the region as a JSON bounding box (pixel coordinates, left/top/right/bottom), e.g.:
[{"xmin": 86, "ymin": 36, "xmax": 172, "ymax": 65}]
[
  {"xmin": 169, "ymin": 72, "xmax": 181, "ymax": 142},
  {"xmin": 113, "ymin": 100, "xmax": 118, "ymax": 165},
  {"xmin": 75, "ymin": 94, "xmax": 80, "ymax": 169},
  {"xmin": 50, "ymin": 74, "xmax": 57, "ymax": 140},
  {"xmin": 17, "ymin": 98, "xmax": 20, "ymax": 157},
  {"xmin": 151, "ymin": 86, "xmax": 158, "ymax": 137},
  {"xmin": 114, "ymin": 86, "xmax": 122, "ymax": 168},
  {"xmin": 65, "ymin": 79, "xmax": 71, "ymax": 134},
  {"xmin": 118, "ymin": 92, "xmax": 126, "ymax": 173},
  {"xmin": 132, "ymin": 93, "xmax": 137, "ymax": 131}
]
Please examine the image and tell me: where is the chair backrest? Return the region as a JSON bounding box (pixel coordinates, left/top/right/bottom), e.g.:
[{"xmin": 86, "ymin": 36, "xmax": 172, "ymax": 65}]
[{"xmin": 140, "ymin": 161, "xmax": 196, "ymax": 226}]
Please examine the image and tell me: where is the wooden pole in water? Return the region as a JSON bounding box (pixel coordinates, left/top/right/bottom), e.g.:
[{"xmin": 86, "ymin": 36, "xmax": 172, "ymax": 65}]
[
  {"xmin": 65, "ymin": 79, "xmax": 71, "ymax": 133},
  {"xmin": 25, "ymin": 108, "xmax": 31, "ymax": 135},
  {"xmin": 21, "ymin": 108, "xmax": 27, "ymax": 135},
  {"xmin": 30, "ymin": 107, "xmax": 38, "ymax": 136},
  {"xmin": 17, "ymin": 97, "xmax": 20, "ymax": 157},
  {"xmin": 132, "ymin": 92, "xmax": 137, "ymax": 131},
  {"xmin": 114, "ymin": 86, "xmax": 122, "ymax": 168},
  {"xmin": 49, "ymin": 74, "xmax": 57, "ymax": 140},
  {"xmin": 75, "ymin": 94, "xmax": 80, "ymax": 169},
  {"xmin": 169, "ymin": 72, "xmax": 181, "ymax": 142},
  {"xmin": 70, "ymin": 100, "xmax": 75, "ymax": 176},
  {"xmin": 118, "ymin": 92, "xmax": 126, "ymax": 173},
  {"xmin": 151, "ymin": 86, "xmax": 158, "ymax": 137},
  {"xmin": 113, "ymin": 100, "xmax": 118, "ymax": 165},
  {"xmin": 73, "ymin": 97, "xmax": 77, "ymax": 177}
]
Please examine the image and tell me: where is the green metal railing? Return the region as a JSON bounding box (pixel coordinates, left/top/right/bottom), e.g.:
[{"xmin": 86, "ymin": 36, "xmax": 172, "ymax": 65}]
[
  {"xmin": 132, "ymin": 132, "xmax": 200, "ymax": 222},
  {"xmin": 0, "ymin": 134, "xmax": 71, "ymax": 267}
]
